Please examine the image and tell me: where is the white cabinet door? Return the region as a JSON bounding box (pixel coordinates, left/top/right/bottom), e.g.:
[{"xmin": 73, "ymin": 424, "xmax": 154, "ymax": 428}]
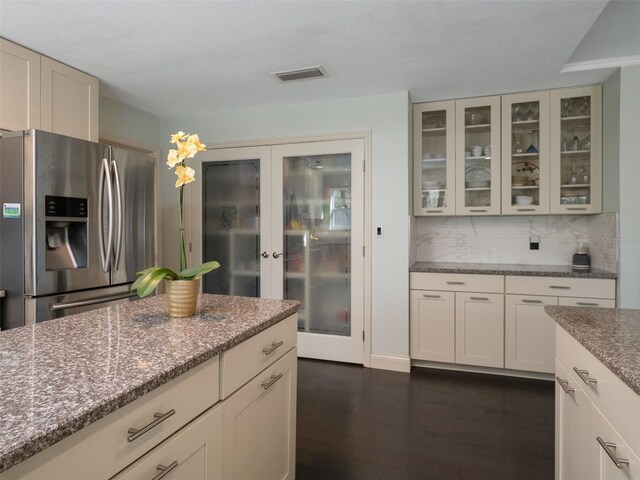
[
  {"xmin": 550, "ymin": 85, "xmax": 602, "ymax": 215},
  {"xmin": 505, "ymin": 294, "xmax": 557, "ymax": 373},
  {"xmin": 40, "ymin": 57, "xmax": 98, "ymax": 141},
  {"xmin": 410, "ymin": 290, "xmax": 455, "ymax": 362},
  {"xmin": 413, "ymin": 101, "xmax": 456, "ymax": 216},
  {"xmin": 455, "ymin": 292, "xmax": 504, "ymax": 368},
  {"xmin": 222, "ymin": 348, "xmax": 297, "ymax": 480},
  {"xmin": 0, "ymin": 38, "xmax": 40, "ymax": 132},
  {"xmin": 455, "ymin": 95, "xmax": 501, "ymax": 215},
  {"xmin": 556, "ymin": 359, "xmax": 598, "ymax": 480},
  {"xmin": 112, "ymin": 406, "xmax": 223, "ymax": 480},
  {"xmin": 593, "ymin": 407, "xmax": 640, "ymax": 480}
]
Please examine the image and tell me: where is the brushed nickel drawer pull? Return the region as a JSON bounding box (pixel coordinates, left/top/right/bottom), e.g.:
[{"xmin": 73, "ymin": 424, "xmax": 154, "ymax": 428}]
[
  {"xmin": 576, "ymin": 302, "xmax": 599, "ymax": 306},
  {"xmin": 127, "ymin": 409, "xmax": 176, "ymax": 442},
  {"xmin": 470, "ymin": 209, "xmax": 487, "ymax": 212},
  {"xmin": 516, "ymin": 208, "xmax": 535, "ymax": 211},
  {"xmin": 470, "ymin": 296, "xmax": 489, "ymax": 301},
  {"xmin": 422, "ymin": 294, "xmax": 441, "ymax": 298},
  {"xmin": 523, "ymin": 299, "xmax": 543, "ymax": 304},
  {"xmin": 263, "ymin": 340, "xmax": 284, "ymax": 355},
  {"xmin": 573, "ymin": 367, "xmax": 597, "ymax": 385},
  {"xmin": 550, "ymin": 285, "xmax": 571, "ymax": 290},
  {"xmin": 567, "ymin": 207, "xmax": 588, "ymax": 211},
  {"xmin": 446, "ymin": 281, "xmax": 465, "ymax": 285},
  {"xmin": 152, "ymin": 461, "xmax": 179, "ymax": 480},
  {"xmin": 597, "ymin": 437, "xmax": 629, "ymax": 469},
  {"xmin": 428, "ymin": 210, "xmax": 443, "ymax": 213},
  {"xmin": 555, "ymin": 376, "xmax": 574, "ymax": 394},
  {"xmin": 261, "ymin": 373, "xmax": 283, "ymax": 390}
]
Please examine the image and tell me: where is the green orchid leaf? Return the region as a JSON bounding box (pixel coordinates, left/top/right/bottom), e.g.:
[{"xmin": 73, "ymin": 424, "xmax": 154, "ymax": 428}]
[
  {"xmin": 131, "ymin": 268, "xmax": 178, "ymax": 297},
  {"xmin": 178, "ymin": 261, "xmax": 221, "ymax": 280}
]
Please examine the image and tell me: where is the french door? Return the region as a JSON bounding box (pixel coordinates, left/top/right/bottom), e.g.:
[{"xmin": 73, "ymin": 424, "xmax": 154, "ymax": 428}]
[{"xmin": 189, "ymin": 139, "xmax": 365, "ymax": 364}]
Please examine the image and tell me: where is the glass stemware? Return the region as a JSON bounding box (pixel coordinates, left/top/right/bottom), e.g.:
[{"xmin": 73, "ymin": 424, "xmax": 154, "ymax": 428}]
[
  {"xmin": 513, "ymin": 105, "xmax": 524, "ymax": 122},
  {"xmin": 561, "ymin": 99, "xmax": 571, "ymax": 118},
  {"xmin": 569, "ymin": 163, "xmax": 579, "ymax": 184}
]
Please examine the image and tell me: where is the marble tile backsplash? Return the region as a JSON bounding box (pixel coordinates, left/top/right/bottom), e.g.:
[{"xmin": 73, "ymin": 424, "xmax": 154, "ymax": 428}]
[
  {"xmin": 415, "ymin": 214, "xmax": 618, "ymax": 272},
  {"xmin": 587, "ymin": 212, "xmax": 618, "ymax": 273}
]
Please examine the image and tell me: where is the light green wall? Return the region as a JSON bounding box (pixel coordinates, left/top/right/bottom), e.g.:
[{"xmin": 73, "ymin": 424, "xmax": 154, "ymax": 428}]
[
  {"xmin": 617, "ymin": 64, "xmax": 640, "ymax": 308},
  {"xmin": 161, "ymin": 91, "xmax": 412, "ymax": 358},
  {"xmin": 602, "ymin": 70, "xmax": 620, "ymax": 214},
  {"xmin": 99, "ymin": 95, "xmax": 163, "ymax": 149}
]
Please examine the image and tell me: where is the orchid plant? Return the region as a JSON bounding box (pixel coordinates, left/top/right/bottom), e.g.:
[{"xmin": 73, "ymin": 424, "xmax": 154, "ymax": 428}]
[{"xmin": 131, "ymin": 132, "xmax": 220, "ymax": 298}]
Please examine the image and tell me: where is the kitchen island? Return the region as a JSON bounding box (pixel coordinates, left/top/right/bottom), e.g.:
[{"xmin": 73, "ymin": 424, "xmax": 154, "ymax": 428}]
[
  {"xmin": 0, "ymin": 294, "xmax": 300, "ymax": 479},
  {"xmin": 546, "ymin": 306, "xmax": 640, "ymax": 478}
]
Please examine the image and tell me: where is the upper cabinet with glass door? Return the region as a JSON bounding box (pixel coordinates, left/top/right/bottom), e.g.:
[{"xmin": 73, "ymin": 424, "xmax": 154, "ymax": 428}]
[
  {"xmin": 501, "ymin": 91, "xmax": 550, "ymax": 215},
  {"xmin": 413, "ymin": 101, "xmax": 455, "ymax": 216},
  {"xmin": 455, "ymin": 96, "xmax": 501, "ymax": 215},
  {"xmin": 550, "ymin": 86, "xmax": 602, "ymax": 214}
]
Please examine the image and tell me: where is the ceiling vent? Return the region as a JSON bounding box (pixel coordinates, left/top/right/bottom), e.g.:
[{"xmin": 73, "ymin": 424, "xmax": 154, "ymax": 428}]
[{"xmin": 271, "ymin": 66, "xmax": 327, "ymax": 82}]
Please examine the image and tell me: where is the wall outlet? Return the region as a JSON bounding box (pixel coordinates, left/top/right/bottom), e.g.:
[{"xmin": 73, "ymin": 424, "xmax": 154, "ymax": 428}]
[
  {"xmin": 375, "ymin": 225, "xmax": 384, "ymax": 238},
  {"xmin": 530, "ymin": 234, "xmax": 540, "ymax": 250}
]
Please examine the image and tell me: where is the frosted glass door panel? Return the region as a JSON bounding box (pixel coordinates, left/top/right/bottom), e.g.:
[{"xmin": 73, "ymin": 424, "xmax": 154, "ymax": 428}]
[
  {"xmin": 283, "ymin": 154, "xmax": 351, "ymax": 337},
  {"xmin": 202, "ymin": 160, "xmax": 260, "ymax": 297}
]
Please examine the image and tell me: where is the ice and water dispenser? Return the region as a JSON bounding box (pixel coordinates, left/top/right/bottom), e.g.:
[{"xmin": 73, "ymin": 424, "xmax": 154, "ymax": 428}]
[{"xmin": 45, "ymin": 196, "xmax": 88, "ymax": 270}]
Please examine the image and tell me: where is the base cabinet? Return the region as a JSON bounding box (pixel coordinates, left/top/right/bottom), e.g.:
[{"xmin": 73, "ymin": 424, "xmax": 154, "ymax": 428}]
[
  {"xmin": 455, "ymin": 292, "xmax": 504, "ymax": 368},
  {"xmin": 410, "ymin": 290, "xmax": 455, "ymax": 363},
  {"xmin": 222, "ymin": 348, "xmax": 297, "ymax": 480}
]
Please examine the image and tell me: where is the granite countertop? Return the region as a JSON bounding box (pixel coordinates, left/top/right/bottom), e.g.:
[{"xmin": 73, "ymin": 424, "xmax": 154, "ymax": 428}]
[
  {"xmin": 545, "ymin": 305, "xmax": 640, "ymax": 397},
  {"xmin": 0, "ymin": 294, "xmax": 300, "ymax": 473},
  {"xmin": 410, "ymin": 261, "xmax": 617, "ymax": 279}
]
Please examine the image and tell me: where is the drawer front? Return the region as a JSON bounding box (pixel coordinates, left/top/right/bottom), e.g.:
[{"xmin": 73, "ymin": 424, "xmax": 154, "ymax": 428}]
[
  {"xmin": 410, "ymin": 272, "xmax": 504, "ymax": 293},
  {"xmin": 220, "ymin": 313, "xmax": 297, "ymax": 399},
  {"xmin": 558, "ymin": 297, "xmax": 616, "ymax": 308},
  {"xmin": 506, "ymin": 276, "xmax": 615, "ymax": 299},
  {"xmin": 2, "ymin": 356, "xmax": 220, "ymax": 480},
  {"xmin": 556, "ymin": 325, "xmax": 640, "ymax": 454}
]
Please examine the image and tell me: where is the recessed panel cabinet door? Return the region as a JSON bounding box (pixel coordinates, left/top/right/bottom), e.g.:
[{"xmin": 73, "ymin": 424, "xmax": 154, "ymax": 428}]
[
  {"xmin": 455, "ymin": 292, "xmax": 504, "ymax": 368},
  {"xmin": 410, "ymin": 290, "xmax": 455, "ymax": 362},
  {"xmin": 592, "ymin": 407, "xmax": 640, "ymax": 480}
]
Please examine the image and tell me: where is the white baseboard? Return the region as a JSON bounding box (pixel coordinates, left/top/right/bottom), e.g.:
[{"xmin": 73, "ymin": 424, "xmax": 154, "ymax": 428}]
[
  {"xmin": 370, "ymin": 354, "xmax": 411, "ymax": 373},
  {"xmin": 411, "ymin": 359, "xmax": 553, "ymax": 381}
]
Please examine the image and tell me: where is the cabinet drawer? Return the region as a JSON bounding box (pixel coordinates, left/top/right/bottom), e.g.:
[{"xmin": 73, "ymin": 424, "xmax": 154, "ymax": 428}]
[
  {"xmin": 2, "ymin": 356, "xmax": 220, "ymax": 480},
  {"xmin": 506, "ymin": 276, "xmax": 615, "ymax": 299},
  {"xmin": 410, "ymin": 272, "xmax": 504, "ymax": 293},
  {"xmin": 556, "ymin": 325, "xmax": 640, "ymax": 454},
  {"xmin": 220, "ymin": 314, "xmax": 297, "ymax": 399},
  {"xmin": 558, "ymin": 297, "xmax": 615, "ymax": 308}
]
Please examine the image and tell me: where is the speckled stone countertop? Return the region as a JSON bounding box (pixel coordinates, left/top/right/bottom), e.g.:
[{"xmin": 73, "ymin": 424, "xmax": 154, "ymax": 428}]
[
  {"xmin": 0, "ymin": 294, "xmax": 300, "ymax": 473},
  {"xmin": 545, "ymin": 305, "xmax": 640, "ymax": 397},
  {"xmin": 410, "ymin": 261, "xmax": 618, "ymax": 279}
]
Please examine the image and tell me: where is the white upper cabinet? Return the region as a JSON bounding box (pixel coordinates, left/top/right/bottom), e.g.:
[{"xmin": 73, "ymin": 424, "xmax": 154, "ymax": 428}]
[
  {"xmin": 0, "ymin": 38, "xmax": 41, "ymax": 132},
  {"xmin": 501, "ymin": 90, "xmax": 550, "ymax": 215},
  {"xmin": 0, "ymin": 38, "xmax": 98, "ymax": 141},
  {"xmin": 550, "ymin": 85, "xmax": 602, "ymax": 214},
  {"xmin": 413, "ymin": 101, "xmax": 456, "ymax": 216},
  {"xmin": 455, "ymin": 95, "xmax": 501, "ymax": 215}
]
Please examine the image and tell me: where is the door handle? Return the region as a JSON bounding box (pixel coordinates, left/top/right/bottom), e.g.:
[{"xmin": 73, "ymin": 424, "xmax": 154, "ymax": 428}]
[
  {"xmin": 51, "ymin": 292, "xmax": 138, "ymax": 311},
  {"xmin": 152, "ymin": 461, "xmax": 179, "ymax": 480},
  {"xmin": 596, "ymin": 437, "xmax": 629, "ymax": 469},
  {"xmin": 555, "ymin": 376, "xmax": 574, "ymax": 395},
  {"xmin": 111, "ymin": 153, "xmax": 124, "ymax": 271},
  {"xmin": 261, "ymin": 251, "xmax": 270, "ymax": 258},
  {"xmin": 127, "ymin": 409, "xmax": 176, "ymax": 442},
  {"xmin": 273, "ymin": 252, "xmax": 285, "ymax": 259},
  {"xmin": 98, "ymin": 157, "xmax": 114, "ymax": 272}
]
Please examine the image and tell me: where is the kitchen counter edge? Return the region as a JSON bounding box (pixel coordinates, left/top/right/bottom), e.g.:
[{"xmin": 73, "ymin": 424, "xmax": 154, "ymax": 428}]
[{"xmin": 410, "ymin": 262, "xmax": 617, "ymax": 279}]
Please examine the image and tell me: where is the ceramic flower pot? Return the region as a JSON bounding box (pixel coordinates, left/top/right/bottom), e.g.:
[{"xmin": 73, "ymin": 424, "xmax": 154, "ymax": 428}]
[{"xmin": 165, "ymin": 278, "xmax": 200, "ymax": 317}]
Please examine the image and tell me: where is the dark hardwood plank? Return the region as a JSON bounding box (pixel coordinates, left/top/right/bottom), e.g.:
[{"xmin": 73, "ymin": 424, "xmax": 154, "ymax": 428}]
[{"xmin": 296, "ymin": 360, "xmax": 554, "ymax": 480}]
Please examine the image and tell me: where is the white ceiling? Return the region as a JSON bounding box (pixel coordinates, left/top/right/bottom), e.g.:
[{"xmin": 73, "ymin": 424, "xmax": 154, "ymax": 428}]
[{"xmin": 0, "ymin": 0, "xmax": 617, "ymax": 118}]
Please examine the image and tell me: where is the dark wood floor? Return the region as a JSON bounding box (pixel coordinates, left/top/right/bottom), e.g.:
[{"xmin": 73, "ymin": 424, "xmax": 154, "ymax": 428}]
[{"xmin": 296, "ymin": 359, "xmax": 554, "ymax": 480}]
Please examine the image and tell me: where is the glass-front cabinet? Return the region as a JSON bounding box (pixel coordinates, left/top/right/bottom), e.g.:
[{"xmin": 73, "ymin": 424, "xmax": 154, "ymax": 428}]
[
  {"xmin": 501, "ymin": 91, "xmax": 550, "ymax": 215},
  {"xmin": 550, "ymin": 86, "xmax": 602, "ymax": 214},
  {"xmin": 455, "ymin": 96, "xmax": 501, "ymax": 215},
  {"xmin": 413, "ymin": 101, "xmax": 455, "ymax": 216}
]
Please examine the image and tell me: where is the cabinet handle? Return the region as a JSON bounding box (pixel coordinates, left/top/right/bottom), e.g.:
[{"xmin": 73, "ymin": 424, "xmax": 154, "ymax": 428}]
[
  {"xmin": 272, "ymin": 252, "xmax": 285, "ymax": 259},
  {"xmin": 566, "ymin": 207, "xmax": 588, "ymax": 211},
  {"xmin": 470, "ymin": 296, "xmax": 489, "ymax": 301},
  {"xmin": 152, "ymin": 461, "xmax": 179, "ymax": 480},
  {"xmin": 550, "ymin": 285, "xmax": 571, "ymax": 290},
  {"xmin": 573, "ymin": 367, "xmax": 597, "ymax": 385},
  {"xmin": 516, "ymin": 208, "xmax": 535, "ymax": 211},
  {"xmin": 470, "ymin": 209, "xmax": 487, "ymax": 213},
  {"xmin": 555, "ymin": 376, "xmax": 574, "ymax": 395},
  {"xmin": 261, "ymin": 251, "xmax": 270, "ymax": 258},
  {"xmin": 576, "ymin": 302, "xmax": 599, "ymax": 306},
  {"xmin": 261, "ymin": 373, "xmax": 283, "ymax": 390},
  {"xmin": 127, "ymin": 409, "xmax": 176, "ymax": 442},
  {"xmin": 428, "ymin": 210, "xmax": 443, "ymax": 213},
  {"xmin": 422, "ymin": 294, "xmax": 441, "ymax": 298},
  {"xmin": 263, "ymin": 340, "xmax": 284, "ymax": 355},
  {"xmin": 446, "ymin": 281, "xmax": 465, "ymax": 285},
  {"xmin": 597, "ymin": 437, "xmax": 629, "ymax": 469},
  {"xmin": 522, "ymin": 299, "xmax": 543, "ymax": 304}
]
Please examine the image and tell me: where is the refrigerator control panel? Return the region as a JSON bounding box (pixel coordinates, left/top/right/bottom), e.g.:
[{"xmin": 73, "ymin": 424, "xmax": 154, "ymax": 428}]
[{"xmin": 45, "ymin": 196, "xmax": 88, "ymax": 218}]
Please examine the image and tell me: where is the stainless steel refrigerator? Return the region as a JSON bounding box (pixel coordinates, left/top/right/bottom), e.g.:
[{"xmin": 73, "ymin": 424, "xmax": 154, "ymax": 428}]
[{"xmin": 0, "ymin": 130, "xmax": 156, "ymax": 329}]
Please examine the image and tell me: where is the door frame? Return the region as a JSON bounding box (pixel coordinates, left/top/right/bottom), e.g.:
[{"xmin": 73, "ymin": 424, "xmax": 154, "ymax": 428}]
[{"xmin": 186, "ymin": 132, "xmax": 372, "ymax": 368}]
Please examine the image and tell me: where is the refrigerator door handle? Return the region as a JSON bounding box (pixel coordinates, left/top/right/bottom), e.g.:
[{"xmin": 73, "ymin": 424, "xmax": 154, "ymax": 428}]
[
  {"xmin": 51, "ymin": 292, "xmax": 137, "ymax": 312},
  {"xmin": 98, "ymin": 156, "xmax": 114, "ymax": 273},
  {"xmin": 111, "ymin": 156, "xmax": 124, "ymax": 270}
]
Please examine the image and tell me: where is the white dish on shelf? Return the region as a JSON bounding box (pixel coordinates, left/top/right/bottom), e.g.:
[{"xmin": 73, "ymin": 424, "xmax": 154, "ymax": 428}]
[
  {"xmin": 466, "ymin": 180, "xmax": 490, "ymax": 188},
  {"xmin": 423, "ymin": 180, "xmax": 442, "ymax": 189},
  {"xmin": 464, "ymin": 165, "xmax": 491, "ymax": 184},
  {"xmin": 515, "ymin": 195, "xmax": 534, "ymax": 205}
]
